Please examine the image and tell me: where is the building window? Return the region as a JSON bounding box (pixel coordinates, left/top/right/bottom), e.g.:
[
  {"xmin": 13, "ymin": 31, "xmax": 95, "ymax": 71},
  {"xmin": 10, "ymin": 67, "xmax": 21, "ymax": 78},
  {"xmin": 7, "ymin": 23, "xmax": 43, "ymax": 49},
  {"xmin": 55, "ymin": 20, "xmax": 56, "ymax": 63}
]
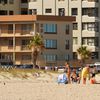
[
  {"xmin": 9, "ymin": 11, "xmax": 14, "ymax": 15},
  {"xmin": 45, "ymin": 39, "xmax": 57, "ymax": 49},
  {"xmin": 65, "ymin": 40, "xmax": 70, "ymax": 49},
  {"xmin": 44, "ymin": 24, "xmax": 57, "ymax": 33},
  {"xmin": 22, "ymin": 55, "xmax": 31, "ymax": 60},
  {"xmin": 44, "ymin": 54, "xmax": 57, "ymax": 62},
  {"xmin": 0, "ymin": 0, "xmax": 7, "ymax": 4},
  {"xmin": 65, "ymin": 54, "xmax": 70, "ymax": 61},
  {"xmin": 45, "ymin": 9, "xmax": 52, "ymax": 13},
  {"xmin": 8, "ymin": 39, "xmax": 13, "ymax": 46},
  {"xmin": 91, "ymin": 52, "xmax": 99, "ymax": 59},
  {"xmin": 29, "ymin": 9, "xmax": 37, "ymax": 15},
  {"xmin": 9, "ymin": 0, "xmax": 14, "ymax": 4},
  {"xmin": 82, "ymin": 37, "xmax": 99, "ymax": 46},
  {"xmin": 82, "ymin": 8, "xmax": 98, "ymax": 17},
  {"xmin": 58, "ymin": 0, "xmax": 65, "ymax": 1},
  {"xmin": 22, "ymin": 40, "xmax": 30, "ymax": 45},
  {"xmin": 65, "ymin": 24, "xmax": 70, "ymax": 34},
  {"xmin": 71, "ymin": 8, "xmax": 78, "ymax": 15},
  {"xmin": 0, "ymin": 10, "xmax": 7, "ymax": 15},
  {"xmin": 8, "ymin": 24, "xmax": 13, "ymax": 33},
  {"xmin": 82, "ymin": 22, "xmax": 99, "ymax": 32},
  {"xmin": 29, "ymin": 0, "xmax": 37, "ymax": 2},
  {"xmin": 73, "ymin": 23, "xmax": 78, "ymax": 30},
  {"xmin": 58, "ymin": 8, "xmax": 65, "ymax": 16},
  {"xmin": 73, "ymin": 37, "xmax": 78, "ymax": 45},
  {"xmin": 73, "ymin": 52, "xmax": 77, "ymax": 60}
]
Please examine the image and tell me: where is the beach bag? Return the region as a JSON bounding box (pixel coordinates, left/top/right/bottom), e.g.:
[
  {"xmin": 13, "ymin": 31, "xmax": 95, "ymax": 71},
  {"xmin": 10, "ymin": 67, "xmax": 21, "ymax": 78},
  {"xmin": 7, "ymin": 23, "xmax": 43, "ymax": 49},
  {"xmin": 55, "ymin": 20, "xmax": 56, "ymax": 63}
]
[{"xmin": 57, "ymin": 73, "xmax": 68, "ymax": 84}]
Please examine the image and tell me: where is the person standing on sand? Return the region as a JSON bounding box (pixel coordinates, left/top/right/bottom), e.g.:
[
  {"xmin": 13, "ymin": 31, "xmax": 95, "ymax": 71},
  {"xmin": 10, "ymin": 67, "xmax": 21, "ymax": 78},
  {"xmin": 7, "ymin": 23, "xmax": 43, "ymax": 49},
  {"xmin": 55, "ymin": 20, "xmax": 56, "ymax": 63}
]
[
  {"xmin": 81, "ymin": 65, "xmax": 90, "ymax": 84},
  {"xmin": 65, "ymin": 62, "xmax": 71, "ymax": 83}
]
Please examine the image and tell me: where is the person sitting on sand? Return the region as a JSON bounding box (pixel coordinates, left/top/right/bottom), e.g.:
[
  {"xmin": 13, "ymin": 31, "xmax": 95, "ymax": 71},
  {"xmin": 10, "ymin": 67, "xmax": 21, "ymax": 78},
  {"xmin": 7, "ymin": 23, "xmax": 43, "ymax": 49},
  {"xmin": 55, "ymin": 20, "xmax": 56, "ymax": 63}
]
[
  {"xmin": 71, "ymin": 69, "xmax": 77, "ymax": 83},
  {"xmin": 90, "ymin": 73, "xmax": 96, "ymax": 84},
  {"xmin": 81, "ymin": 65, "xmax": 90, "ymax": 84}
]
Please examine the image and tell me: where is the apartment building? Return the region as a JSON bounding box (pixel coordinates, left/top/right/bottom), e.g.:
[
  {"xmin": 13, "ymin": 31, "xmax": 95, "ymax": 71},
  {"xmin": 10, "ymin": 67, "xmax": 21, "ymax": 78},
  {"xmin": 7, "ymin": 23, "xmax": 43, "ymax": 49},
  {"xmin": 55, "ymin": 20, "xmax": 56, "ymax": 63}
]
[
  {"xmin": 0, "ymin": 15, "xmax": 75, "ymax": 66},
  {"xmin": 0, "ymin": 0, "xmax": 28, "ymax": 15},
  {"xmin": 28, "ymin": 0, "xmax": 100, "ymax": 62}
]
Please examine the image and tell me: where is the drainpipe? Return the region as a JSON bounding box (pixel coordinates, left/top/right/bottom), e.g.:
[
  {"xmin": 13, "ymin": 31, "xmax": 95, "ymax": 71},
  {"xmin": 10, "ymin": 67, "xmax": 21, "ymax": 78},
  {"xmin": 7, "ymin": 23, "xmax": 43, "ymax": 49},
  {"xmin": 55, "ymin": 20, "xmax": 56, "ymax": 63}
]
[{"xmin": 13, "ymin": 24, "xmax": 15, "ymax": 65}]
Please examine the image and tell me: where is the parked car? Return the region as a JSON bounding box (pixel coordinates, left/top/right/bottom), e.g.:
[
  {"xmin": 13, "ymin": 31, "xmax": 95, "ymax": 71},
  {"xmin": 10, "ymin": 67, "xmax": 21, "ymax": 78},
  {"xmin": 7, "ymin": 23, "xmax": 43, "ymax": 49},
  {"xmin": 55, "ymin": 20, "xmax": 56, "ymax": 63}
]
[
  {"xmin": 94, "ymin": 62, "xmax": 100, "ymax": 73},
  {"xmin": 16, "ymin": 64, "xmax": 33, "ymax": 69}
]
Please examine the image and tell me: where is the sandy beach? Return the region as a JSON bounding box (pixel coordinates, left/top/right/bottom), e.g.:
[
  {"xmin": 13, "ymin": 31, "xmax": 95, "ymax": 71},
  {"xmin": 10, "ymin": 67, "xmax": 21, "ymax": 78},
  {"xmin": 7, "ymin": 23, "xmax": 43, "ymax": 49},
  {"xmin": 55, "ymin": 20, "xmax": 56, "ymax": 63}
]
[{"xmin": 0, "ymin": 72, "xmax": 100, "ymax": 100}]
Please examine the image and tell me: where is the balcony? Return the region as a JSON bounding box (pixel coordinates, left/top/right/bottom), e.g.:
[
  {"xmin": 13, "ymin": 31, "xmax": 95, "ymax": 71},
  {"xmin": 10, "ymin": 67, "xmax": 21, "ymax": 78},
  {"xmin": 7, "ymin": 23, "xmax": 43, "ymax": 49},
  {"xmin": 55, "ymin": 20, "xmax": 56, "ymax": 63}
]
[
  {"xmin": 20, "ymin": 3, "xmax": 28, "ymax": 8},
  {"xmin": 21, "ymin": 45, "xmax": 30, "ymax": 51},
  {"xmin": 82, "ymin": 0, "xmax": 99, "ymax": 7}
]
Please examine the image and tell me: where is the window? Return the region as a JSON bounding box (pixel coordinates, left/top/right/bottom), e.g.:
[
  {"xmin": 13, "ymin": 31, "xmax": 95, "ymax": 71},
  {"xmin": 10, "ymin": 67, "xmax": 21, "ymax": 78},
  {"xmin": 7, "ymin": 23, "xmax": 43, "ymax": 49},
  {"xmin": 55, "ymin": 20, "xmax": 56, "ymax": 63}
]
[
  {"xmin": 91, "ymin": 52, "xmax": 99, "ymax": 59},
  {"xmin": 22, "ymin": 55, "xmax": 31, "ymax": 60},
  {"xmin": 8, "ymin": 39, "xmax": 13, "ymax": 46},
  {"xmin": 45, "ymin": 39, "xmax": 57, "ymax": 49},
  {"xmin": 44, "ymin": 24, "xmax": 57, "ymax": 33},
  {"xmin": 0, "ymin": 10, "xmax": 7, "ymax": 15},
  {"xmin": 8, "ymin": 24, "xmax": 13, "ymax": 33},
  {"xmin": 65, "ymin": 54, "xmax": 70, "ymax": 61},
  {"xmin": 29, "ymin": 0, "xmax": 37, "ymax": 2},
  {"xmin": 58, "ymin": 0, "xmax": 65, "ymax": 1},
  {"xmin": 0, "ymin": 0, "xmax": 7, "ymax": 4},
  {"xmin": 82, "ymin": 37, "xmax": 99, "ymax": 46},
  {"xmin": 21, "ymin": 0, "xmax": 28, "ymax": 3},
  {"xmin": 65, "ymin": 24, "xmax": 70, "ymax": 34},
  {"xmin": 22, "ymin": 40, "xmax": 30, "ymax": 45},
  {"xmin": 45, "ymin": 9, "xmax": 52, "ymax": 13},
  {"xmin": 9, "ymin": 11, "xmax": 14, "ymax": 15},
  {"xmin": 73, "ymin": 23, "xmax": 78, "ymax": 30},
  {"xmin": 71, "ymin": 8, "xmax": 78, "ymax": 15},
  {"xmin": 73, "ymin": 37, "xmax": 78, "ymax": 45},
  {"xmin": 82, "ymin": 22, "xmax": 99, "ymax": 32},
  {"xmin": 44, "ymin": 54, "xmax": 57, "ymax": 62},
  {"xmin": 32, "ymin": 9, "xmax": 37, "ymax": 15},
  {"xmin": 8, "ymin": 24, "xmax": 13, "ymax": 30},
  {"xmin": 82, "ymin": 8, "xmax": 98, "ymax": 17},
  {"xmin": 9, "ymin": 0, "xmax": 14, "ymax": 4},
  {"xmin": 58, "ymin": 8, "xmax": 65, "ymax": 16},
  {"xmin": 65, "ymin": 40, "xmax": 70, "ymax": 49},
  {"xmin": 73, "ymin": 52, "xmax": 77, "ymax": 60}
]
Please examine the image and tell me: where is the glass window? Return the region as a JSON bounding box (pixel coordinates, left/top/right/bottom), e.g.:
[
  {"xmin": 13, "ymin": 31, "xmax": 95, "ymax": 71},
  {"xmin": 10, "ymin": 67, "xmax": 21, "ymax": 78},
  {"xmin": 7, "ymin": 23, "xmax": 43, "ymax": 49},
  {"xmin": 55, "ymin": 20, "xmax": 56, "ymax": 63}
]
[
  {"xmin": 44, "ymin": 54, "xmax": 57, "ymax": 62},
  {"xmin": 73, "ymin": 23, "xmax": 78, "ymax": 30},
  {"xmin": 45, "ymin": 39, "xmax": 57, "ymax": 49},
  {"xmin": 58, "ymin": 8, "xmax": 65, "ymax": 16},
  {"xmin": 0, "ymin": 0, "xmax": 7, "ymax": 4},
  {"xmin": 45, "ymin": 9, "xmax": 52, "ymax": 13},
  {"xmin": 44, "ymin": 24, "xmax": 57, "ymax": 33},
  {"xmin": 71, "ymin": 8, "xmax": 78, "ymax": 15},
  {"xmin": 65, "ymin": 40, "xmax": 70, "ymax": 49},
  {"xmin": 9, "ymin": 0, "xmax": 14, "ymax": 4},
  {"xmin": 22, "ymin": 55, "xmax": 31, "ymax": 60}
]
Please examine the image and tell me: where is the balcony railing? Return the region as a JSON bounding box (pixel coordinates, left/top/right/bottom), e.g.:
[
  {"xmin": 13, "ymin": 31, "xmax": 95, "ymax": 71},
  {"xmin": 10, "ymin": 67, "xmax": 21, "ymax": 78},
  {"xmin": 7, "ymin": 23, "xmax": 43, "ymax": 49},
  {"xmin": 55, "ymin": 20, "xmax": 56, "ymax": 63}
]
[{"xmin": 21, "ymin": 45, "xmax": 30, "ymax": 50}]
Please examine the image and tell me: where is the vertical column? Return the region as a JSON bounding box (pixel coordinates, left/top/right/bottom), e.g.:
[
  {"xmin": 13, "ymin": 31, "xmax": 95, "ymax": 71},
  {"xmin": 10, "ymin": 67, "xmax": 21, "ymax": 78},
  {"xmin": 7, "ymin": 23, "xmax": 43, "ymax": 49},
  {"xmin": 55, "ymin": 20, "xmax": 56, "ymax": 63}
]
[{"xmin": 13, "ymin": 24, "xmax": 16, "ymax": 65}]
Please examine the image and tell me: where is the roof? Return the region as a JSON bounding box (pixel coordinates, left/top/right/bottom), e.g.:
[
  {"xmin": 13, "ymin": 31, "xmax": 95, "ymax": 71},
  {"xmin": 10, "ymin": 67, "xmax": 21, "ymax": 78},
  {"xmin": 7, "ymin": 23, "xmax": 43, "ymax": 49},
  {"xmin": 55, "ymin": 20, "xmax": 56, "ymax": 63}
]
[{"xmin": 0, "ymin": 15, "xmax": 76, "ymax": 22}]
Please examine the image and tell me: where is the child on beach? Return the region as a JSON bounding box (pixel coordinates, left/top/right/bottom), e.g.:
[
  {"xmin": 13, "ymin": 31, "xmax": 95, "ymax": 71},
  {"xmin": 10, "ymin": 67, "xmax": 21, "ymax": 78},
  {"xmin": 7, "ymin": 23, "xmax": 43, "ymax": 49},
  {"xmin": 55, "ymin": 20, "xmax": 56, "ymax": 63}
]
[{"xmin": 90, "ymin": 73, "xmax": 96, "ymax": 84}]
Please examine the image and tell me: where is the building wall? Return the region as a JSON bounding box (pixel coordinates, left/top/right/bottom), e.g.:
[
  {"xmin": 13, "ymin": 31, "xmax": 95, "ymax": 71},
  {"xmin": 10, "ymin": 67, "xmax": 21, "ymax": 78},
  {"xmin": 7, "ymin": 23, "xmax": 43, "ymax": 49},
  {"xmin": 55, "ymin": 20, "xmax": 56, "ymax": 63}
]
[
  {"xmin": 0, "ymin": 16, "xmax": 73, "ymax": 66},
  {"xmin": 29, "ymin": 0, "xmax": 100, "ymax": 62}
]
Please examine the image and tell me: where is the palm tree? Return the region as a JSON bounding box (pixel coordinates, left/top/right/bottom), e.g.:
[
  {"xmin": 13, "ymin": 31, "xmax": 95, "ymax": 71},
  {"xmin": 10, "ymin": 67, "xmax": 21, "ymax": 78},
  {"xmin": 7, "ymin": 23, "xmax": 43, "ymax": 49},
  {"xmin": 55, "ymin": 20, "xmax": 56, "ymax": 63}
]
[
  {"xmin": 28, "ymin": 33, "xmax": 45, "ymax": 68},
  {"xmin": 77, "ymin": 46, "xmax": 91, "ymax": 67}
]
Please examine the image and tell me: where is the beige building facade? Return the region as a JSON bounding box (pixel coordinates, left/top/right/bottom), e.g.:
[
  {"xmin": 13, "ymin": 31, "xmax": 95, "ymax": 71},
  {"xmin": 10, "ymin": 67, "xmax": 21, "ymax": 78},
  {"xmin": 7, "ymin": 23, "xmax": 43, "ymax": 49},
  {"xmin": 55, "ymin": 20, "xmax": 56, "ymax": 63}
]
[
  {"xmin": 0, "ymin": 0, "xmax": 28, "ymax": 15},
  {"xmin": 29, "ymin": 0, "xmax": 100, "ymax": 62},
  {"xmin": 0, "ymin": 15, "xmax": 75, "ymax": 66}
]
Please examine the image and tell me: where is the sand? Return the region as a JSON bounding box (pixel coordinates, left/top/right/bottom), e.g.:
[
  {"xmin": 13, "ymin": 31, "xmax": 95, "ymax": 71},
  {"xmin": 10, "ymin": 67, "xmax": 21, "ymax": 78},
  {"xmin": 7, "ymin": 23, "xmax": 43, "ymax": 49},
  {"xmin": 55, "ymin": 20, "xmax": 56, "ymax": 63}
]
[{"xmin": 0, "ymin": 73, "xmax": 100, "ymax": 100}]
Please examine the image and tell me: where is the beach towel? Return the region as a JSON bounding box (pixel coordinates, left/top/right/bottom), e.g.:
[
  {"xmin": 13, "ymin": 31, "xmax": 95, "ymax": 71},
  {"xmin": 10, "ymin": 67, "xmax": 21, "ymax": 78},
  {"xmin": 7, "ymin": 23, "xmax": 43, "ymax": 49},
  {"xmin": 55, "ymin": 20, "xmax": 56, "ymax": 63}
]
[{"xmin": 57, "ymin": 73, "xmax": 68, "ymax": 84}]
